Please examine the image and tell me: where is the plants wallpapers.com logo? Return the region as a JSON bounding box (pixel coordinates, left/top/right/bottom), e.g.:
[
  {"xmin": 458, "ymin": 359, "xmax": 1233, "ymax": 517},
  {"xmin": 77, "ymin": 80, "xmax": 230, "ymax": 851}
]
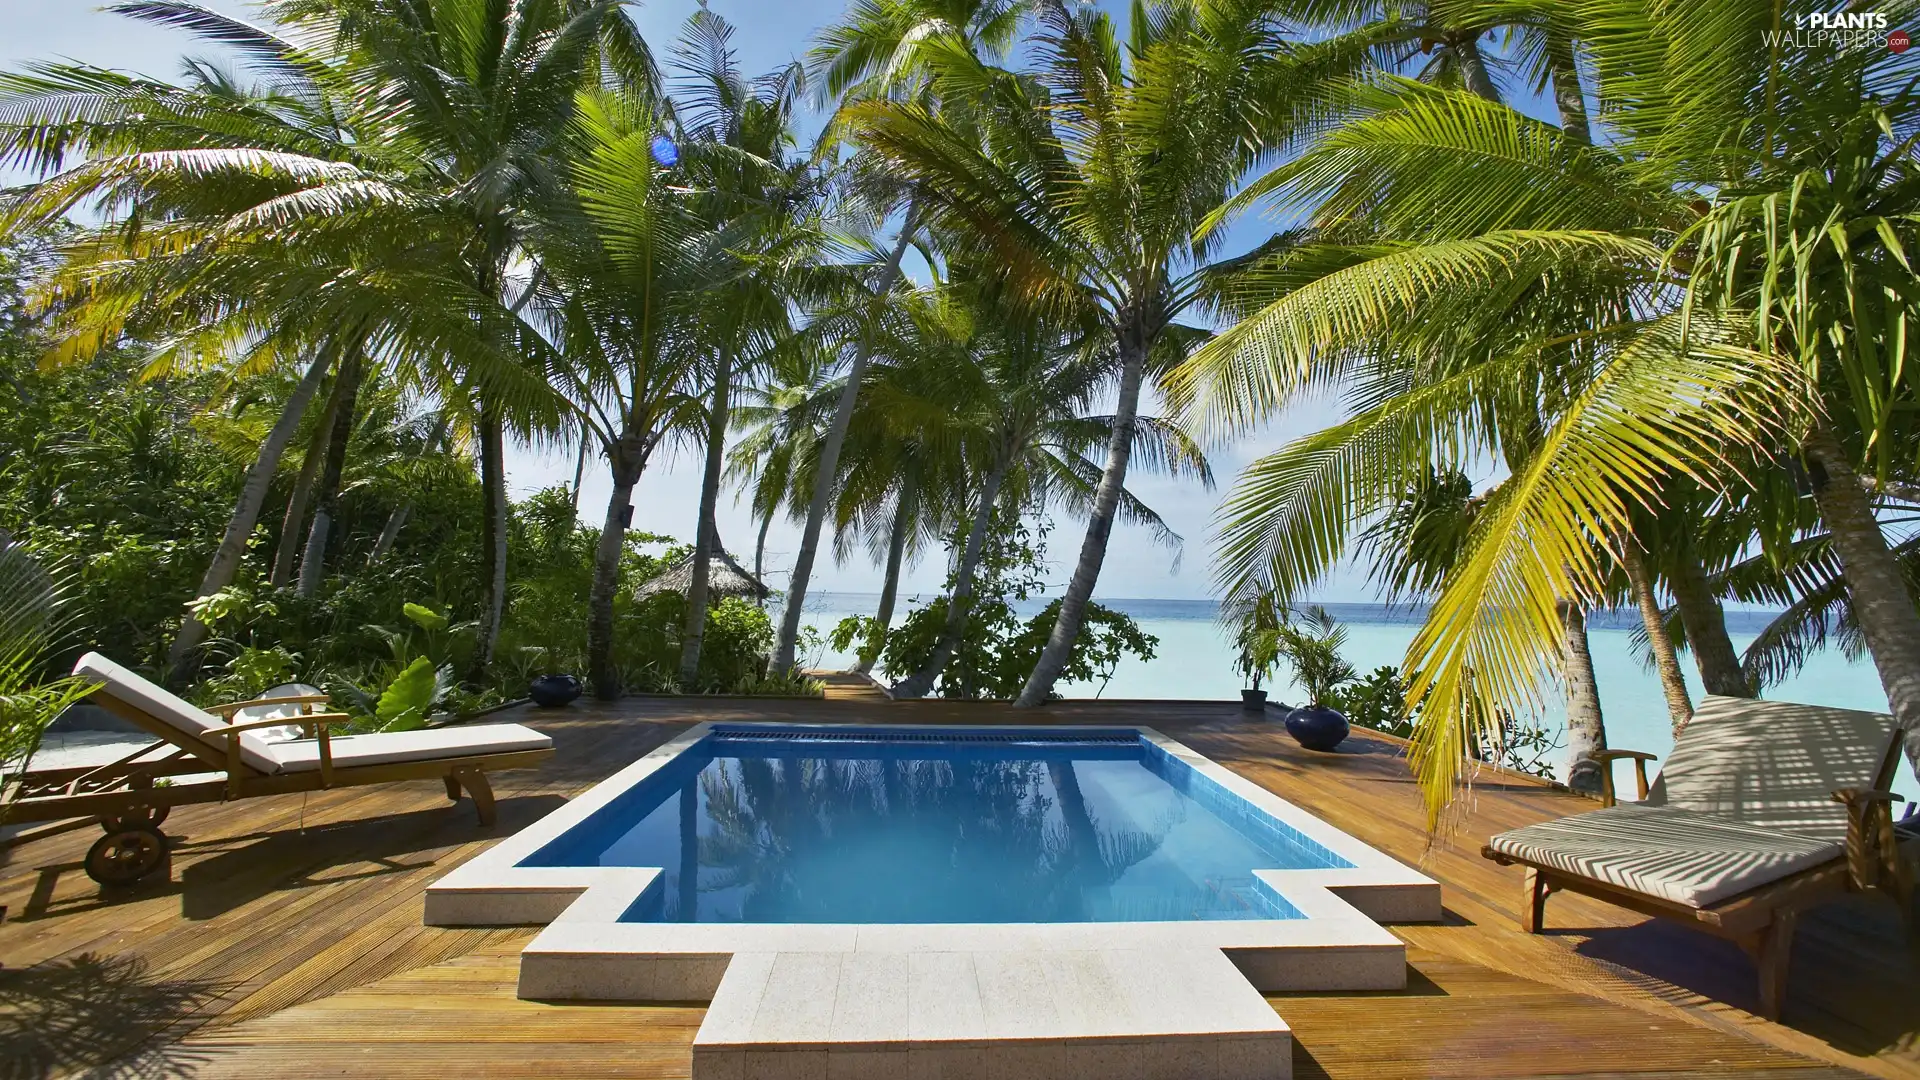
[{"xmin": 1762, "ymin": 9, "xmax": 1910, "ymax": 51}]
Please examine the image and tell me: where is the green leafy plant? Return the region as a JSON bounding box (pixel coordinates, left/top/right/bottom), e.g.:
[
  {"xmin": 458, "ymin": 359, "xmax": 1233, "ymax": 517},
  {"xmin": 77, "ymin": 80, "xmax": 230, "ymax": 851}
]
[
  {"xmin": 830, "ymin": 615, "xmax": 883, "ymax": 671},
  {"xmin": 1325, "ymin": 666, "xmax": 1415, "ymax": 739},
  {"xmin": 880, "ymin": 515, "xmax": 1157, "ymax": 700},
  {"xmin": 0, "ymin": 540, "xmax": 94, "ymax": 815},
  {"xmin": 374, "ymin": 656, "xmax": 444, "ymax": 732},
  {"xmin": 697, "ymin": 598, "xmax": 776, "ymax": 693},
  {"xmin": 1274, "ymin": 606, "xmax": 1357, "ymax": 706},
  {"xmin": 1227, "ymin": 591, "xmax": 1285, "ymax": 694}
]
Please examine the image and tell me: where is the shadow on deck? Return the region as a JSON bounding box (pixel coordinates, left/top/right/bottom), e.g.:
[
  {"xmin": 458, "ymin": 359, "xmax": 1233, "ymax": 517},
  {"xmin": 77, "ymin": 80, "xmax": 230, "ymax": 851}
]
[{"xmin": 0, "ymin": 689, "xmax": 1911, "ymax": 1079}]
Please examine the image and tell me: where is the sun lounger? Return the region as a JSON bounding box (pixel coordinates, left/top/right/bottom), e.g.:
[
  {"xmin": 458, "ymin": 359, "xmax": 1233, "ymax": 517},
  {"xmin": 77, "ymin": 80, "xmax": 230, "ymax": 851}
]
[
  {"xmin": 2, "ymin": 652, "xmax": 553, "ymax": 886},
  {"xmin": 1483, "ymin": 695, "xmax": 1911, "ymax": 1019}
]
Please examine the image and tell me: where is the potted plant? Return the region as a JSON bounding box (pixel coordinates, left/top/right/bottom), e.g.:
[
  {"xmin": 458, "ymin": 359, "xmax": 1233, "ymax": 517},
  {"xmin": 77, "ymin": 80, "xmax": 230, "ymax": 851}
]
[
  {"xmin": 1275, "ymin": 606, "xmax": 1357, "ymax": 750},
  {"xmin": 1230, "ymin": 591, "xmax": 1285, "ymax": 713}
]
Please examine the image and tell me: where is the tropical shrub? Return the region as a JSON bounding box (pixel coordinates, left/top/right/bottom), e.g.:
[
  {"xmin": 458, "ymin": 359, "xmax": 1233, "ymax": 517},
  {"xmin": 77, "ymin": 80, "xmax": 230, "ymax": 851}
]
[
  {"xmin": 880, "ymin": 515, "xmax": 1157, "ymax": 699},
  {"xmin": 697, "ymin": 598, "xmax": 777, "ymax": 693},
  {"xmin": 1273, "ymin": 607, "xmax": 1357, "ymax": 706},
  {"xmin": 1325, "ymin": 666, "xmax": 1415, "ymax": 739},
  {"xmin": 0, "ymin": 540, "xmax": 94, "ymax": 810}
]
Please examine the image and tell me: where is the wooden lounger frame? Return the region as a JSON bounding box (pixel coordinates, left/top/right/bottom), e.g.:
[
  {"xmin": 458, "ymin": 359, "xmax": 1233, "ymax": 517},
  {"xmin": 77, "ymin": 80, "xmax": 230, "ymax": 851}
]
[
  {"xmin": 4, "ymin": 689, "xmax": 553, "ymax": 831},
  {"xmin": 1482, "ymin": 741, "xmax": 1911, "ymax": 1021}
]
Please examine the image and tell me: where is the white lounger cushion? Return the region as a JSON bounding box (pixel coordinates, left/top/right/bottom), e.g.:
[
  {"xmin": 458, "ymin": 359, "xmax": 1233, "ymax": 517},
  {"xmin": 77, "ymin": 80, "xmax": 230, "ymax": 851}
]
[
  {"xmin": 73, "ymin": 651, "xmax": 282, "ymax": 774},
  {"xmin": 268, "ymin": 723, "xmax": 552, "ymax": 773},
  {"xmin": 1648, "ymin": 695, "xmax": 1901, "ymax": 843},
  {"xmin": 1486, "ymin": 803, "xmax": 1842, "ymax": 908}
]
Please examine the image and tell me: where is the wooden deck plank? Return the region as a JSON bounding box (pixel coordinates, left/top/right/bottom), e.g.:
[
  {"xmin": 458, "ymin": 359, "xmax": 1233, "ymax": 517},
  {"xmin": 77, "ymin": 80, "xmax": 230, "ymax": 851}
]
[{"xmin": 1, "ymin": 694, "xmax": 1911, "ymax": 1078}]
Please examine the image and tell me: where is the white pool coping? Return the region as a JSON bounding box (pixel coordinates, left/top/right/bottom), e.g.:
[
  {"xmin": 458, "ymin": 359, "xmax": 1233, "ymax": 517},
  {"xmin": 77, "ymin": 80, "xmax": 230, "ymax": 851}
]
[{"xmin": 425, "ymin": 722, "xmax": 1441, "ymax": 1001}]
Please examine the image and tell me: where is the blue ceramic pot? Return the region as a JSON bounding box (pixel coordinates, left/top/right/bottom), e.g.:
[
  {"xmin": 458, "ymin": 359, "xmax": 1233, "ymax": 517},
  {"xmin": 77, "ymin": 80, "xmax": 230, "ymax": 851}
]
[
  {"xmin": 1285, "ymin": 704, "xmax": 1349, "ymax": 751},
  {"xmin": 529, "ymin": 674, "xmax": 583, "ymax": 708}
]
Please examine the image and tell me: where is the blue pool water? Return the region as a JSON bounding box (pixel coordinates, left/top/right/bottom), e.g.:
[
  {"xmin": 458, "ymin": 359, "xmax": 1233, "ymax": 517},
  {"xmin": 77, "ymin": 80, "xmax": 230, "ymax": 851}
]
[{"xmin": 523, "ymin": 728, "xmax": 1350, "ymax": 924}]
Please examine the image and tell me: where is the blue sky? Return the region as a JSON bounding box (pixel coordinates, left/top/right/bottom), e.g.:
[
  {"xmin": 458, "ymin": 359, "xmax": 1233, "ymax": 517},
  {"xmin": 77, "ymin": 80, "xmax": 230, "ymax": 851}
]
[{"xmin": 10, "ymin": 1, "xmax": 1398, "ymax": 604}]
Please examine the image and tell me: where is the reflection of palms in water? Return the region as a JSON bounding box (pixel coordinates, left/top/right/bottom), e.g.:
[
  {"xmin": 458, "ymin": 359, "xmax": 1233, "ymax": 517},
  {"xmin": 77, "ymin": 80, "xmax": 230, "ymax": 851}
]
[
  {"xmin": 684, "ymin": 755, "xmax": 1168, "ymax": 922},
  {"xmin": 1044, "ymin": 761, "xmax": 1168, "ymax": 919}
]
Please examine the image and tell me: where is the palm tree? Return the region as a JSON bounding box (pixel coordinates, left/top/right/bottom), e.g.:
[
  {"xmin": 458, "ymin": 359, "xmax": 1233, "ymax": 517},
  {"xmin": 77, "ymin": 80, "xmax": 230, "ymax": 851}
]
[
  {"xmin": 770, "ymin": 0, "xmax": 1033, "ymax": 674},
  {"xmin": 666, "ymin": 13, "xmax": 829, "ymax": 687},
  {"xmin": 0, "ymin": 0, "xmax": 631, "ymax": 681},
  {"xmin": 1169, "ymin": 0, "xmax": 1917, "ymax": 825},
  {"xmin": 877, "ymin": 277, "xmax": 1210, "ymax": 698},
  {"xmin": 534, "ymin": 85, "xmax": 715, "ymax": 699},
  {"xmin": 847, "ymin": 0, "xmax": 1357, "ymax": 705}
]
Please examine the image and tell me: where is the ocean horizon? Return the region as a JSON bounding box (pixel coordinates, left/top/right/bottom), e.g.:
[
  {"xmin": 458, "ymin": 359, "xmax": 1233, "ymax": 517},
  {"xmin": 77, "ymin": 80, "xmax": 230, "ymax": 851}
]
[{"xmin": 788, "ymin": 591, "xmax": 1915, "ymax": 806}]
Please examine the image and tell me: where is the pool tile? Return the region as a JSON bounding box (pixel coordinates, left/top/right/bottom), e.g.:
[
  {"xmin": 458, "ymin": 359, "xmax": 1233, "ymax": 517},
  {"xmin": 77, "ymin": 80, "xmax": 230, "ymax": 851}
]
[
  {"xmin": 826, "ymin": 1049, "xmax": 908, "ymax": 1080},
  {"xmin": 906, "ymin": 952, "xmax": 985, "ymax": 1041},
  {"xmin": 829, "ymin": 952, "xmax": 909, "ymax": 1044},
  {"xmin": 748, "ymin": 953, "xmax": 841, "ymax": 1043},
  {"xmin": 691, "ymin": 1047, "xmax": 745, "ymax": 1080},
  {"xmin": 1220, "ymin": 1033, "xmax": 1292, "ymax": 1080},
  {"xmin": 984, "ymin": 1039, "xmax": 1066, "ymax": 1080},
  {"xmin": 972, "ymin": 953, "xmax": 1062, "ymax": 1038},
  {"xmin": 745, "ymin": 1049, "xmax": 827, "ymax": 1080}
]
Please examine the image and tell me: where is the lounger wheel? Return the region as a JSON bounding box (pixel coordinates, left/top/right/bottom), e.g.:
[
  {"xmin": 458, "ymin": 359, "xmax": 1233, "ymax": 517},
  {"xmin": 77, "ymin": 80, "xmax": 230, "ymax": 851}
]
[{"xmin": 84, "ymin": 824, "xmax": 169, "ymax": 887}]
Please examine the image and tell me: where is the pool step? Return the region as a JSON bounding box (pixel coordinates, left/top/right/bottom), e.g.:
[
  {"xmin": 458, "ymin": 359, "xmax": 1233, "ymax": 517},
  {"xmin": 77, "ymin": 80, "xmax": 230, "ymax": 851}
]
[{"xmin": 690, "ymin": 947, "xmax": 1290, "ymax": 1080}]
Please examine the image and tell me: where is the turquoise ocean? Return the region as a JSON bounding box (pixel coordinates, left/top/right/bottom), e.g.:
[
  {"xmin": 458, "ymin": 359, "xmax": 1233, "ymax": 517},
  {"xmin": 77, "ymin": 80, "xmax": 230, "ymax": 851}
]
[{"xmin": 791, "ymin": 593, "xmax": 1920, "ymax": 807}]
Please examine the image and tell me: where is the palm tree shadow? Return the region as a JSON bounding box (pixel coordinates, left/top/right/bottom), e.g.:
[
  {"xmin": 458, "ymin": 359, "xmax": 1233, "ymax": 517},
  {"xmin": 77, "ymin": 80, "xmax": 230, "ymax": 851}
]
[{"xmin": 0, "ymin": 952, "xmax": 230, "ymax": 1079}]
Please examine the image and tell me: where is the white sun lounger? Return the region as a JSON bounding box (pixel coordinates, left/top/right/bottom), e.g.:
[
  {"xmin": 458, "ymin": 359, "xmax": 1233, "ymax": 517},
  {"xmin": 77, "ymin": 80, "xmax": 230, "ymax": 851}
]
[
  {"xmin": 1483, "ymin": 695, "xmax": 1911, "ymax": 1019},
  {"xmin": 3, "ymin": 652, "xmax": 553, "ymax": 886}
]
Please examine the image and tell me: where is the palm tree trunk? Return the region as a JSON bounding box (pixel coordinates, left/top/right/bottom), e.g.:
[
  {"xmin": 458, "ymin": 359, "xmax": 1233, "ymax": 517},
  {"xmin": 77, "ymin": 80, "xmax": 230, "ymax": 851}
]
[
  {"xmin": 893, "ymin": 459, "xmax": 1008, "ymax": 700},
  {"xmin": 296, "ymin": 352, "xmax": 363, "ymax": 597},
  {"xmin": 1560, "ymin": 600, "xmax": 1609, "ymax": 794},
  {"xmin": 1805, "ymin": 424, "xmax": 1920, "ymax": 774},
  {"xmin": 369, "ymin": 504, "xmax": 411, "ymax": 564},
  {"xmin": 589, "ymin": 441, "xmax": 643, "ymax": 700},
  {"xmin": 1543, "ymin": 27, "xmax": 1590, "ymax": 146},
  {"xmin": 859, "ymin": 485, "xmax": 914, "ymax": 676},
  {"xmin": 754, "ymin": 509, "xmax": 773, "ymax": 610},
  {"xmin": 679, "ymin": 342, "xmax": 737, "ymax": 688},
  {"xmin": 1669, "ymin": 552, "xmax": 1752, "ymax": 699},
  {"xmin": 369, "ymin": 412, "xmax": 451, "ymax": 565},
  {"xmin": 271, "ymin": 382, "xmax": 343, "ymax": 588},
  {"xmin": 569, "ymin": 434, "xmax": 589, "ymax": 515},
  {"xmin": 1015, "ymin": 323, "xmax": 1149, "ymax": 706},
  {"xmin": 773, "ymin": 201, "xmax": 920, "ymax": 673},
  {"xmin": 1622, "ymin": 541, "xmax": 1693, "ymax": 732},
  {"xmin": 166, "ymin": 349, "xmax": 331, "ymax": 681},
  {"xmin": 1449, "ymin": 33, "xmax": 1501, "ymax": 102},
  {"xmin": 471, "ymin": 405, "xmax": 509, "ymax": 682}
]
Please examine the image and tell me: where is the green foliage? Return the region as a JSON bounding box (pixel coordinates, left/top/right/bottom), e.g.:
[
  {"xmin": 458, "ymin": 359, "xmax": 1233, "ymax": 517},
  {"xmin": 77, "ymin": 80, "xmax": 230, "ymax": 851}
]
[
  {"xmin": 403, "ymin": 603, "xmax": 448, "ymax": 634},
  {"xmin": 196, "ymin": 646, "xmax": 301, "ymax": 706},
  {"xmin": 698, "ymin": 598, "xmax": 777, "ymax": 693},
  {"xmin": 830, "ymin": 614, "xmax": 884, "ymax": 671},
  {"xmin": 1273, "ymin": 606, "xmax": 1357, "ymax": 705},
  {"xmin": 1325, "ymin": 666, "xmax": 1415, "ymax": 739},
  {"xmin": 881, "ymin": 515, "xmax": 1156, "ymax": 700},
  {"xmin": 1227, "ymin": 591, "xmax": 1285, "ymax": 692},
  {"xmin": 374, "ymin": 656, "xmax": 443, "ymax": 733},
  {"xmin": 0, "ymin": 540, "xmax": 93, "ymax": 808}
]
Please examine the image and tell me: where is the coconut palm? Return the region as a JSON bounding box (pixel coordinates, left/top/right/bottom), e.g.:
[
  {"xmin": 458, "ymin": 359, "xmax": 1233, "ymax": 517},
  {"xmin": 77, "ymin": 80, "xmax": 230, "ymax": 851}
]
[
  {"xmin": 1169, "ymin": 0, "xmax": 1918, "ymax": 825},
  {"xmin": 877, "ymin": 276, "xmax": 1211, "ymax": 698},
  {"xmin": 666, "ymin": 13, "xmax": 831, "ymax": 688},
  {"xmin": 847, "ymin": 0, "xmax": 1365, "ymax": 705},
  {"xmin": 0, "ymin": 0, "xmax": 638, "ymax": 682},
  {"xmin": 769, "ymin": 0, "xmax": 1034, "ymax": 674}
]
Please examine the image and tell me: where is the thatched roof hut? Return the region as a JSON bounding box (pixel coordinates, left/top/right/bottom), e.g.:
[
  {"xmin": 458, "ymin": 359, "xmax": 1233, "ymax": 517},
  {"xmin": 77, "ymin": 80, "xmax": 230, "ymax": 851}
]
[{"xmin": 633, "ymin": 549, "xmax": 770, "ymax": 602}]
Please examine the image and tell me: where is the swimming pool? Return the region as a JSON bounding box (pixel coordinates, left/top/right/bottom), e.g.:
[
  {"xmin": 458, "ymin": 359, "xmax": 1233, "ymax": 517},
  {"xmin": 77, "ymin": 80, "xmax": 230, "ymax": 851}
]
[
  {"xmin": 520, "ymin": 727, "xmax": 1350, "ymax": 924},
  {"xmin": 426, "ymin": 721, "xmax": 1440, "ymax": 1002}
]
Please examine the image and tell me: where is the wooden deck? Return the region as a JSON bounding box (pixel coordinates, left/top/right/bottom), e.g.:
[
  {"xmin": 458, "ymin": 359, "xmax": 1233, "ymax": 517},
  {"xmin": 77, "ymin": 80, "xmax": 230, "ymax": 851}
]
[{"xmin": 2, "ymin": 676, "xmax": 1914, "ymax": 1079}]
